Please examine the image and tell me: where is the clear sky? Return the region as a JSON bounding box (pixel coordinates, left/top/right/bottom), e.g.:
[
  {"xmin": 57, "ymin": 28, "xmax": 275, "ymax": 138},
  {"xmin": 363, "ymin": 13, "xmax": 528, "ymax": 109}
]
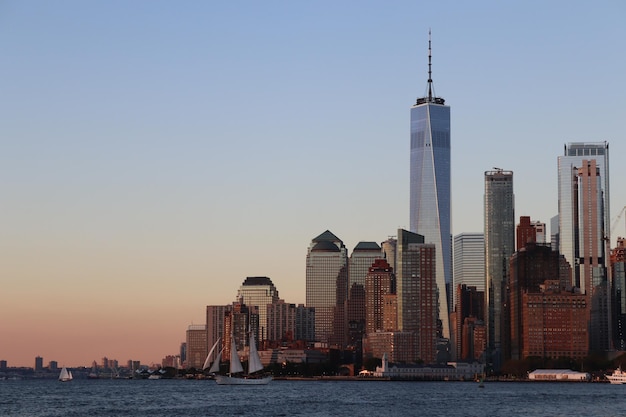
[{"xmin": 1, "ymin": 1, "xmax": 625, "ymax": 368}]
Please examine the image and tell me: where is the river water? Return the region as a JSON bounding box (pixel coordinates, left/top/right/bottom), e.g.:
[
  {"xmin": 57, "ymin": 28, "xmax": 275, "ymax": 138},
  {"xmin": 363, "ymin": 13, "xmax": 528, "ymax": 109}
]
[{"xmin": 1, "ymin": 378, "xmax": 625, "ymax": 416}]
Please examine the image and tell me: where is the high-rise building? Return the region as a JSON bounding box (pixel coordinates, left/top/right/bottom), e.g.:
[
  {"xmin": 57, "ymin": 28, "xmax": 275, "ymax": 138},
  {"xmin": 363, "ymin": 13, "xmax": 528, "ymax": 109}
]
[
  {"xmin": 35, "ymin": 356, "xmax": 43, "ymax": 371},
  {"xmin": 305, "ymin": 230, "xmax": 348, "ymax": 346},
  {"xmin": 611, "ymin": 238, "xmax": 626, "ymax": 350},
  {"xmin": 266, "ymin": 299, "xmax": 296, "ymax": 343},
  {"xmin": 365, "ymin": 258, "xmax": 395, "ymax": 334},
  {"xmin": 557, "ymin": 142, "xmax": 610, "ymax": 288},
  {"xmin": 236, "ymin": 276, "xmax": 280, "ymax": 342},
  {"xmin": 206, "ymin": 305, "xmax": 230, "ymax": 362},
  {"xmin": 484, "ymin": 168, "xmax": 514, "ymax": 366},
  {"xmin": 508, "ymin": 242, "xmax": 570, "ymax": 360},
  {"xmin": 409, "ymin": 32, "xmax": 451, "ymax": 339},
  {"xmin": 185, "ymin": 324, "xmax": 207, "ymax": 369},
  {"xmin": 396, "ymin": 228, "xmax": 438, "ymax": 363},
  {"xmin": 453, "ymin": 233, "xmax": 485, "ymax": 310},
  {"xmin": 349, "ymin": 242, "xmax": 382, "ymax": 289}
]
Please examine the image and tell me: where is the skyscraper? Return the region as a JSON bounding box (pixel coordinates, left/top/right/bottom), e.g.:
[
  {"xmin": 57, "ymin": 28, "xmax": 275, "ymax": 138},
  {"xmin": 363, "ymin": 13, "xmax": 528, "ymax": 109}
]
[
  {"xmin": 409, "ymin": 32, "xmax": 451, "ymax": 339},
  {"xmin": 557, "ymin": 142, "xmax": 610, "ymax": 288},
  {"xmin": 484, "ymin": 168, "xmax": 514, "ymax": 366},
  {"xmin": 305, "ymin": 230, "xmax": 348, "ymax": 345},
  {"xmin": 236, "ymin": 276, "xmax": 280, "ymax": 342},
  {"xmin": 396, "ymin": 228, "xmax": 438, "ymax": 363},
  {"xmin": 453, "ymin": 233, "xmax": 485, "ymax": 309}
]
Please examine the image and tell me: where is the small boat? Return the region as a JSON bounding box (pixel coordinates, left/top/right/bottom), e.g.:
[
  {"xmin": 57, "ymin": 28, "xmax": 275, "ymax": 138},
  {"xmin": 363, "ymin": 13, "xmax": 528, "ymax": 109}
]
[
  {"xmin": 607, "ymin": 366, "xmax": 626, "ymax": 384},
  {"xmin": 214, "ymin": 332, "xmax": 272, "ymax": 385},
  {"xmin": 58, "ymin": 367, "xmax": 73, "ymax": 382},
  {"xmin": 87, "ymin": 362, "xmax": 99, "ymax": 379}
]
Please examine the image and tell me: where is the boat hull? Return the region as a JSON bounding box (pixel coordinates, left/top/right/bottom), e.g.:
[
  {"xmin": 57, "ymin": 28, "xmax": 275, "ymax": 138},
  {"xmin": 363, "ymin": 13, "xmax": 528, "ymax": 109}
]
[{"xmin": 215, "ymin": 375, "xmax": 272, "ymax": 385}]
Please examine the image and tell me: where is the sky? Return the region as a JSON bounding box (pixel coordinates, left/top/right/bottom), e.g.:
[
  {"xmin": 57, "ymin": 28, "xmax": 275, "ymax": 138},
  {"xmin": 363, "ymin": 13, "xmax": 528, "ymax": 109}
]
[{"xmin": 1, "ymin": 1, "xmax": 625, "ymax": 368}]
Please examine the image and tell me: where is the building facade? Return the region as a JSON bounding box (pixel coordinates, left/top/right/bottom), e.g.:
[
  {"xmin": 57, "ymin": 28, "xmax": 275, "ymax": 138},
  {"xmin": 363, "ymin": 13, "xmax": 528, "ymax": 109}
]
[
  {"xmin": 484, "ymin": 168, "xmax": 515, "ymax": 367},
  {"xmin": 522, "ymin": 281, "xmax": 588, "ymax": 359},
  {"xmin": 185, "ymin": 324, "xmax": 208, "ymax": 369},
  {"xmin": 409, "ymin": 34, "xmax": 451, "ymax": 339},
  {"xmin": 396, "ymin": 228, "xmax": 438, "ymax": 363},
  {"xmin": 236, "ymin": 276, "xmax": 280, "ymax": 342},
  {"xmin": 453, "ymin": 233, "xmax": 485, "ymax": 310},
  {"xmin": 305, "ymin": 230, "xmax": 348, "ymax": 346},
  {"xmin": 557, "ymin": 142, "xmax": 610, "ymax": 289}
]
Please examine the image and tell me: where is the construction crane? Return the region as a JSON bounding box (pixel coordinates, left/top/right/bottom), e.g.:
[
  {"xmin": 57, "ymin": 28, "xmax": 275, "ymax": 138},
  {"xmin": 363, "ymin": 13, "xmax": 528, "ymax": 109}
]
[{"xmin": 611, "ymin": 205, "xmax": 626, "ymax": 240}]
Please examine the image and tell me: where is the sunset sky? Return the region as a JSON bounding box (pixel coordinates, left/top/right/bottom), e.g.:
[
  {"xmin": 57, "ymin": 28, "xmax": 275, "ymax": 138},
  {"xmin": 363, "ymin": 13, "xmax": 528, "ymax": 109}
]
[{"xmin": 1, "ymin": 1, "xmax": 625, "ymax": 368}]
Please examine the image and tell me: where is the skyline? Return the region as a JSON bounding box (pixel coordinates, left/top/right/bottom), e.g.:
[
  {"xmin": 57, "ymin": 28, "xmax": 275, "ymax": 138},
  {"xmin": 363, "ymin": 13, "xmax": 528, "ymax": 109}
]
[{"xmin": 1, "ymin": 1, "xmax": 625, "ymax": 367}]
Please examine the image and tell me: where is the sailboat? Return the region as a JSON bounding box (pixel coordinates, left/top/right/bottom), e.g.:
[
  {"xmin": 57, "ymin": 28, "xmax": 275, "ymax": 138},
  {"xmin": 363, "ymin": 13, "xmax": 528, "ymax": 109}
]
[
  {"xmin": 214, "ymin": 332, "xmax": 272, "ymax": 385},
  {"xmin": 58, "ymin": 367, "xmax": 73, "ymax": 382},
  {"xmin": 203, "ymin": 337, "xmax": 222, "ymax": 376}
]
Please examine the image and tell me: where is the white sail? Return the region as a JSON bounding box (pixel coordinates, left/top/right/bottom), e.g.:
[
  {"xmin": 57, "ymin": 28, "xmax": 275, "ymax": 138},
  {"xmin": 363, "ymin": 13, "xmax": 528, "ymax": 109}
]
[
  {"xmin": 58, "ymin": 367, "xmax": 72, "ymax": 382},
  {"xmin": 202, "ymin": 338, "xmax": 221, "ymax": 370},
  {"xmin": 229, "ymin": 335, "xmax": 244, "ymax": 374},
  {"xmin": 209, "ymin": 349, "xmax": 223, "ymax": 373},
  {"xmin": 247, "ymin": 332, "xmax": 264, "ymax": 374}
]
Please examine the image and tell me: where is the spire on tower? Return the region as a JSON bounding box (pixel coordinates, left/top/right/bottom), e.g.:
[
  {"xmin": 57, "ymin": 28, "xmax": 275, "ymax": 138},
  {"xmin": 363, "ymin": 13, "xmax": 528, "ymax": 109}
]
[{"xmin": 416, "ymin": 29, "xmax": 445, "ymax": 106}]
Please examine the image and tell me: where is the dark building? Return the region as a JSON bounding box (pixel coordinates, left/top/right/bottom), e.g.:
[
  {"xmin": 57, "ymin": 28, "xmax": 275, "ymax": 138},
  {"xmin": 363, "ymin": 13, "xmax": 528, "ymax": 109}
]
[
  {"xmin": 453, "ymin": 284, "xmax": 484, "ymax": 361},
  {"xmin": 508, "ymin": 242, "xmax": 574, "ymax": 360}
]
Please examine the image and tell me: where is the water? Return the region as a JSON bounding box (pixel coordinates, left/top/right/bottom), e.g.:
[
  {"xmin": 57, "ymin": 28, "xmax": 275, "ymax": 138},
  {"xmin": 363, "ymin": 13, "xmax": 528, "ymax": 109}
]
[{"xmin": 1, "ymin": 379, "xmax": 626, "ymax": 416}]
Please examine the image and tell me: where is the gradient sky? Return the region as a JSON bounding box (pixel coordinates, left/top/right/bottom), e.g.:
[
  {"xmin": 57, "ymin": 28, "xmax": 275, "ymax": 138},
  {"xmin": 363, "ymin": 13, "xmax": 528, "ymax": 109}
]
[{"xmin": 1, "ymin": 1, "xmax": 625, "ymax": 368}]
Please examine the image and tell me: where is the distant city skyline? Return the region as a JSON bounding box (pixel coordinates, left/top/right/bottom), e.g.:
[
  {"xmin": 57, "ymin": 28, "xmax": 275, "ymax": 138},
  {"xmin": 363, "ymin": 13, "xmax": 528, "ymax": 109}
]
[{"xmin": 2, "ymin": 1, "xmax": 625, "ymax": 367}]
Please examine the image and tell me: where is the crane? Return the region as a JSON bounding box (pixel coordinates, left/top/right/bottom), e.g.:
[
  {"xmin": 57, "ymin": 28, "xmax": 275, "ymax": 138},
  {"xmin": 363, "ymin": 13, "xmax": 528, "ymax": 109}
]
[{"xmin": 610, "ymin": 205, "xmax": 626, "ymax": 239}]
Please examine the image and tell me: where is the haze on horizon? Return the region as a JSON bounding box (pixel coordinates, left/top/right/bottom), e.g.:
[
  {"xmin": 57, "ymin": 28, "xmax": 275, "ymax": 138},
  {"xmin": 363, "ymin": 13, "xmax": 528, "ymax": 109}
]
[{"xmin": 1, "ymin": 1, "xmax": 625, "ymax": 368}]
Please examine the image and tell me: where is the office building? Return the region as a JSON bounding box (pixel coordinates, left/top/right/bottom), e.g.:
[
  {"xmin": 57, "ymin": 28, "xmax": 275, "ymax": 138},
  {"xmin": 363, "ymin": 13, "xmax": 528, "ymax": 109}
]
[
  {"xmin": 305, "ymin": 230, "xmax": 348, "ymax": 346},
  {"xmin": 236, "ymin": 276, "xmax": 280, "ymax": 342},
  {"xmin": 484, "ymin": 168, "xmax": 515, "ymax": 366},
  {"xmin": 185, "ymin": 324, "xmax": 207, "ymax": 369},
  {"xmin": 409, "ymin": 33, "xmax": 451, "ymax": 338},
  {"xmin": 453, "ymin": 233, "xmax": 485, "ymax": 310},
  {"xmin": 611, "ymin": 238, "xmax": 626, "ymax": 350},
  {"xmin": 557, "ymin": 142, "xmax": 610, "ymax": 288},
  {"xmin": 508, "ymin": 242, "xmax": 570, "ymax": 360}
]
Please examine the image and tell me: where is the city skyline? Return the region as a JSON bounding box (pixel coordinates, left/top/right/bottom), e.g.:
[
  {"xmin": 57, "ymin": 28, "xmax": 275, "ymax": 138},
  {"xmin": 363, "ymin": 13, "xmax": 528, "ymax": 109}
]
[{"xmin": 2, "ymin": 1, "xmax": 625, "ymax": 367}]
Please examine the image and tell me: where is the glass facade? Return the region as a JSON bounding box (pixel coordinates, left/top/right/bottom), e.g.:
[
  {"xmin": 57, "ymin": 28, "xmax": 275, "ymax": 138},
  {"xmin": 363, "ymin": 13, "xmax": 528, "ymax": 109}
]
[
  {"xmin": 410, "ymin": 102, "xmax": 451, "ymax": 339},
  {"xmin": 557, "ymin": 142, "xmax": 609, "ymax": 289},
  {"xmin": 305, "ymin": 230, "xmax": 348, "ymax": 345},
  {"xmin": 453, "ymin": 233, "xmax": 485, "ymax": 310},
  {"xmin": 484, "ymin": 169, "xmax": 514, "ymax": 361},
  {"xmin": 236, "ymin": 276, "xmax": 280, "ymax": 343}
]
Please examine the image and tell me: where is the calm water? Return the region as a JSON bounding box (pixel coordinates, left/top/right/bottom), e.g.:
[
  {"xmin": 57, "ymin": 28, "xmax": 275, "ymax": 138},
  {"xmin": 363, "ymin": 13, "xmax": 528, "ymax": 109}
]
[{"xmin": 1, "ymin": 378, "xmax": 626, "ymax": 416}]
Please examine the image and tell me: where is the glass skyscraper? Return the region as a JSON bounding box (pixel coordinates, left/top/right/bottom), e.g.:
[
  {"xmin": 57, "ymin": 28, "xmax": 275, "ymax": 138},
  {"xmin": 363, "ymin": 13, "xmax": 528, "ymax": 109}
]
[
  {"xmin": 557, "ymin": 142, "xmax": 610, "ymax": 289},
  {"xmin": 305, "ymin": 230, "xmax": 348, "ymax": 345},
  {"xmin": 484, "ymin": 168, "xmax": 514, "ymax": 366},
  {"xmin": 453, "ymin": 233, "xmax": 485, "ymax": 310},
  {"xmin": 410, "ymin": 34, "xmax": 451, "ymax": 339}
]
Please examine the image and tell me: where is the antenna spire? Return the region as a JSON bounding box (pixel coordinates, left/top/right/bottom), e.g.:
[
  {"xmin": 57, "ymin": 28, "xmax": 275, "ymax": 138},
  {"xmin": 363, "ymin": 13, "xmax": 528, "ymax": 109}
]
[
  {"xmin": 428, "ymin": 29, "xmax": 433, "ymax": 102},
  {"xmin": 415, "ymin": 29, "xmax": 445, "ymax": 106}
]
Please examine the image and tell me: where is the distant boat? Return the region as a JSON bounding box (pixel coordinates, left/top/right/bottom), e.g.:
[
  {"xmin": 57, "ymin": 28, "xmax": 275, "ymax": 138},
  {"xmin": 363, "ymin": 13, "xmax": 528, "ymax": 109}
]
[
  {"xmin": 214, "ymin": 332, "xmax": 272, "ymax": 385},
  {"xmin": 87, "ymin": 363, "xmax": 99, "ymax": 379},
  {"xmin": 607, "ymin": 366, "xmax": 626, "ymax": 384},
  {"xmin": 58, "ymin": 367, "xmax": 73, "ymax": 382}
]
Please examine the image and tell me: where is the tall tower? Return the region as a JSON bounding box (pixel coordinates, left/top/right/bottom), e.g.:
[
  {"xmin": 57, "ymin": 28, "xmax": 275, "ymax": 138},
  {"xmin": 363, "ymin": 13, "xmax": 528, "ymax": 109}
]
[
  {"xmin": 236, "ymin": 276, "xmax": 280, "ymax": 343},
  {"xmin": 305, "ymin": 230, "xmax": 348, "ymax": 345},
  {"xmin": 484, "ymin": 168, "xmax": 514, "ymax": 366},
  {"xmin": 396, "ymin": 228, "xmax": 438, "ymax": 363},
  {"xmin": 410, "ymin": 31, "xmax": 451, "ymax": 339},
  {"xmin": 557, "ymin": 142, "xmax": 610, "ymax": 288},
  {"xmin": 453, "ymin": 233, "xmax": 485, "ymax": 309}
]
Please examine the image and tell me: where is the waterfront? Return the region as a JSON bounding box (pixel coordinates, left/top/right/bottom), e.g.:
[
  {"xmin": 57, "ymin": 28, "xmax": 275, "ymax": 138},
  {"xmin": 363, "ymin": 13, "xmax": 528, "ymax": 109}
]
[{"xmin": 1, "ymin": 379, "xmax": 626, "ymax": 416}]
